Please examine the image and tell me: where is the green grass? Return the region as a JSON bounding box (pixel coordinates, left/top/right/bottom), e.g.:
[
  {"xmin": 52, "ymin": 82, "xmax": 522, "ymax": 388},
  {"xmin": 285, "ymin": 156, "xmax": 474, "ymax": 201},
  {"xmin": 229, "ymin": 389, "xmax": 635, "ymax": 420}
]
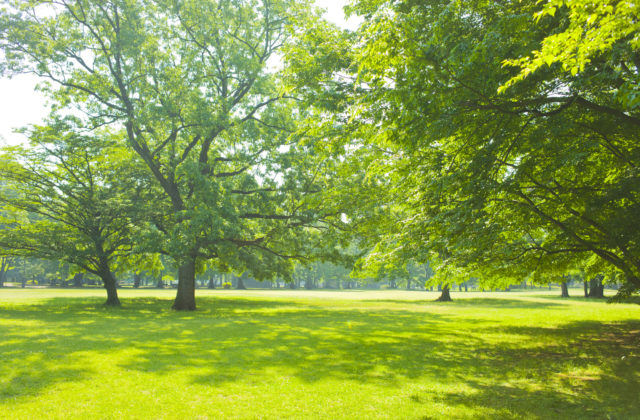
[{"xmin": 0, "ymin": 288, "xmax": 638, "ymax": 419}]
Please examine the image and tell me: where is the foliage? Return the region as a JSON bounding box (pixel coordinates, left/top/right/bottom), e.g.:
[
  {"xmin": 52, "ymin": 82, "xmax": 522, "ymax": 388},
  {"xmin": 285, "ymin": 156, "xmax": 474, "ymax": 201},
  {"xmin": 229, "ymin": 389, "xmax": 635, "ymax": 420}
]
[
  {"xmin": 344, "ymin": 0, "xmax": 640, "ymax": 297},
  {"xmin": 501, "ymin": 0, "xmax": 640, "ymax": 111},
  {"xmin": 0, "ymin": 117, "xmax": 143, "ymax": 304},
  {"xmin": 0, "ymin": 0, "xmax": 353, "ymax": 309}
]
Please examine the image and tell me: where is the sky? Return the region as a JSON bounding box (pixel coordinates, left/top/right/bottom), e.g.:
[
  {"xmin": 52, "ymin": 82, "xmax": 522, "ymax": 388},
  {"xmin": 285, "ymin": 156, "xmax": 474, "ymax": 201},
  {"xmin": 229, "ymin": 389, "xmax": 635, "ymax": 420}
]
[{"xmin": 0, "ymin": 0, "xmax": 358, "ymax": 146}]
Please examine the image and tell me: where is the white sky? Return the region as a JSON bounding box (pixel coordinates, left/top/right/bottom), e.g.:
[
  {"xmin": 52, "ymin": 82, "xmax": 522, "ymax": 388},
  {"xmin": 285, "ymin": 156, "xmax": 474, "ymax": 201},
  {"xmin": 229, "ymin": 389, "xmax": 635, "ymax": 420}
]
[{"xmin": 0, "ymin": 0, "xmax": 358, "ymax": 146}]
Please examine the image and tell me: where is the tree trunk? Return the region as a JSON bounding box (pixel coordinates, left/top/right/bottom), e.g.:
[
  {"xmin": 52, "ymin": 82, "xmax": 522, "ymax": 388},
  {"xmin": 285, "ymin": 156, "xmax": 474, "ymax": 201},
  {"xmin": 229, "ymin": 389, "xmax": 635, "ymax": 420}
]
[
  {"xmin": 236, "ymin": 273, "xmax": 247, "ymax": 290},
  {"xmin": 208, "ymin": 274, "xmax": 215, "ymax": 289},
  {"xmin": 458, "ymin": 283, "xmax": 462, "ymax": 292},
  {"xmin": 172, "ymin": 257, "xmax": 197, "ymax": 311},
  {"xmin": 72, "ymin": 273, "xmax": 84, "ymax": 287},
  {"xmin": 156, "ymin": 272, "xmax": 164, "ymax": 289},
  {"xmin": 133, "ymin": 273, "xmax": 141, "ymax": 288},
  {"xmin": 584, "ymin": 280, "xmax": 589, "ymax": 297},
  {"xmin": 99, "ymin": 268, "xmax": 121, "ymax": 306},
  {"xmin": 560, "ymin": 281, "xmax": 569, "ymax": 298},
  {"xmin": 305, "ymin": 273, "xmax": 314, "ymax": 290},
  {"xmin": 588, "ymin": 276, "xmax": 604, "ymax": 298},
  {"xmin": 464, "ymin": 283, "xmax": 468, "ymax": 292},
  {"xmin": 436, "ymin": 285, "xmax": 452, "ymax": 302}
]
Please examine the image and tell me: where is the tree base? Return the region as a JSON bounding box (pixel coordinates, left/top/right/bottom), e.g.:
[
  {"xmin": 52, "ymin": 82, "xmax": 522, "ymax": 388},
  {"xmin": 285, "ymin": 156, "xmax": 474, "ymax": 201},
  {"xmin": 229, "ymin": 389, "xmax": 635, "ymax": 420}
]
[
  {"xmin": 172, "ymin": 303, "xmax": 196, "ymax": 311},
  {"xmin": 435, "ymin": 285, "xmax": 452, "ymax": 302}
]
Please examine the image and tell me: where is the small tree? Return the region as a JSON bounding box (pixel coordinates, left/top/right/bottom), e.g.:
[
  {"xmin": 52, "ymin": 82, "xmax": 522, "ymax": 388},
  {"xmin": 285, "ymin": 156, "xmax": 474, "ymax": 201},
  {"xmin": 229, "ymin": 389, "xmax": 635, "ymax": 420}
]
[{"xmin": 0, "ymin": 119, "xmax": 144, "ymax": 305}]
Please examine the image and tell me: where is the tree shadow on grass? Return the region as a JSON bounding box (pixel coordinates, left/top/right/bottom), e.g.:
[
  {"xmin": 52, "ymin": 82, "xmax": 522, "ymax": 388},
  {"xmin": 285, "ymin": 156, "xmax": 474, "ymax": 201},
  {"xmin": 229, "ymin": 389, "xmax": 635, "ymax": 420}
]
[
  {"xmin": 371, "ymin": 297, "xmax": 566, "ymax": 309},
  {"xmin": 414, "ymin": 320, "xmax": 640, "ymax": 419},
  {"xmin": 0, "ymin": 296, "xmax": 639, "ymax": 418}
]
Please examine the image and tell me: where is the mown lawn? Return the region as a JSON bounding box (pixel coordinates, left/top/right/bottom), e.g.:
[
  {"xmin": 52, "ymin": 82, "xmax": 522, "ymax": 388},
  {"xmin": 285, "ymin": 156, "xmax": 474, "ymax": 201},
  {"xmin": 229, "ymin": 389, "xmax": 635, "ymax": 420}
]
[{"xmin": 0, "ymin": 288, "xmax": 638, "ymax": 419}]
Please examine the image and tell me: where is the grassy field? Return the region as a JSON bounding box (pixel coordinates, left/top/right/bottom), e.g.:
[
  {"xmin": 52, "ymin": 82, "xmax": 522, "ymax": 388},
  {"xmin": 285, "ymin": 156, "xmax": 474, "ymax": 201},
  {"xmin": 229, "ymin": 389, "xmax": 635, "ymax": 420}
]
[{"xmin": 0, "ymin": 288, "xmax": 638, "ymax": 419}]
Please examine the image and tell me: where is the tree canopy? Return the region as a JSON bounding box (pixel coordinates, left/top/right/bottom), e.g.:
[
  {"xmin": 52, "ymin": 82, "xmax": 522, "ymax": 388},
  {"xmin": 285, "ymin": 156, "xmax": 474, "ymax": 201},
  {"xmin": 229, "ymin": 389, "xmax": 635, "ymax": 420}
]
[
  {"xmin": 0, "ymin": 117, "xmax": 143, "ymax": 305},
  {"xmin": 1, "ymin": 0, "xmax": 352, "ymax": 309},
  {"xmin": 339, "ymin": 0, "xmax": 640, "ymax": 298}
]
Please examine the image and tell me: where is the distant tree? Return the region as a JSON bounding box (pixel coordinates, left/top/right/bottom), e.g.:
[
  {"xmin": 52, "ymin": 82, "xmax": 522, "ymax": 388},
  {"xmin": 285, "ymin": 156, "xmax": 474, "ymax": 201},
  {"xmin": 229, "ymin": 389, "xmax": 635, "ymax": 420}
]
[
  {"xmin": 560, "ymin": 279, "xmax": 570, "ymax": 298},
  {"xmin": 0, "ymin": 119, "xmax": 144, "ymax": 305}
]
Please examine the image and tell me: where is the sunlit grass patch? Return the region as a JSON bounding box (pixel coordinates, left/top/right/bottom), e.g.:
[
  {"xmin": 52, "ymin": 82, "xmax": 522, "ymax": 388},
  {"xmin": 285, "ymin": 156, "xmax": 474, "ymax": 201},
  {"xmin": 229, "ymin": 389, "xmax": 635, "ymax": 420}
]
[{"xmin": 0, "ymin": 289, "xmax": 638, "ymax": 419}]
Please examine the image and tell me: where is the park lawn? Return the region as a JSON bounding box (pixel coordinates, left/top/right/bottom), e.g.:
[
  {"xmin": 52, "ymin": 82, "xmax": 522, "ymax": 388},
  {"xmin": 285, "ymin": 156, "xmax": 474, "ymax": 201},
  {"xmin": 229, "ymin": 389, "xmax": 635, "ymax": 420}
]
[{"xmin": 0, "ymin": 289, "xmax": 638, "ymax": 419}]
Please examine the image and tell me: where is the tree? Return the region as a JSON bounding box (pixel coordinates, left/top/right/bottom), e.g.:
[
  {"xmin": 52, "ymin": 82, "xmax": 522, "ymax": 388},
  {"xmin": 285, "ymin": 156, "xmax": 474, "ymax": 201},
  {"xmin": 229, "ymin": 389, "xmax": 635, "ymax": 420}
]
[
  {"xmin": 1, "ymin": 0, "xmax": 353, "ymax": 310},
  {"xmin": 0, "ymin": 118, "xmax": 142, "ymax": 305},
  {"xmin": 501, "ymin": 0, "xmax": 640, "ymax": 112},
  {"xmin": 560, "ymin": 278, "xmax": 570, "ymax": 298},
  {"xmin": 0, "ymin": 256, "xmax": 13, "ymax": 287},
  {"xmin": 342, "ymin": 0, "xmax": 640, "ymax": 298}
]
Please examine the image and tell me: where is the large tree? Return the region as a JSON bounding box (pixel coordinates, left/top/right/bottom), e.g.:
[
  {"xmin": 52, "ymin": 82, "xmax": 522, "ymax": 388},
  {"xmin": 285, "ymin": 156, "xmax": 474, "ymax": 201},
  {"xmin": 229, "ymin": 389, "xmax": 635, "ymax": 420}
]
[
  {"xmin": 0, "ymin": 118, "xmax": 143, "ymax": 305},
  {"xmin": 343, "ymin": 0, "xmax": 640, "ymax": 298},
  {"xmin": 1, "ymin": 0, "xmax": 348, "ymax": 310}
]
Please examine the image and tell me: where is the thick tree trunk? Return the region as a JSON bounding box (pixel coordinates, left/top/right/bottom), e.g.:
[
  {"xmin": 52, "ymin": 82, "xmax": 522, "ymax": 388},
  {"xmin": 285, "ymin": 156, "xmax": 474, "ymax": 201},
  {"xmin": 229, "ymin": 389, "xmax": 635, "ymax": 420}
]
[
  {"xmin": 72, "ymin": 273, "xmax": 84, "ymax": 287},
  {"xmin": 0, "ymin": 267, "xmax": 5, "ymax": 287},
  {"xmin": 584, "ymin": 281, "xmax": 589, "ymax": 297},
  {"xmin": 236, "ymin": 273, "xmax": 247, "ymax": 290},
  {"xmin": 208, "ymin": 274, "xmax": 215, "ymax": 289},
  {"xmin": 464, "ymin": 283, "xmax": 468, "ymax": 292},
  {"xmin": 172, "ymin": 257, "xmax": 197, "ymax": 311},
  {"xmin": 560, "ymin": 281, "xmax": 569, "ymax": 298},
  {"xmin": 436, "ymin": 285, "xmax": 452, "ymax": 302},
  {"xmin": 133, "ymin": 273, "xmax": 141, "ymax": 289},
  {"xmin": 99, "ymin": 269, "xmax": 121, "ymax": 306},
  {"xmin": 588, "ymin": 276, "xmax": 604, "ymax": 298}
]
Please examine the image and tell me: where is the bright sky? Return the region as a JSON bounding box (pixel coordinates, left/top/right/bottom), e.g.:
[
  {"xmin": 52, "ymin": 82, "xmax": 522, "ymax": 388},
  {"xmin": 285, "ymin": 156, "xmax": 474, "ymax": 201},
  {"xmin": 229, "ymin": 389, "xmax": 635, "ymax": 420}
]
[{"xmin": 0, "ymin": 1, "xmax": 358, "ymax": 146}]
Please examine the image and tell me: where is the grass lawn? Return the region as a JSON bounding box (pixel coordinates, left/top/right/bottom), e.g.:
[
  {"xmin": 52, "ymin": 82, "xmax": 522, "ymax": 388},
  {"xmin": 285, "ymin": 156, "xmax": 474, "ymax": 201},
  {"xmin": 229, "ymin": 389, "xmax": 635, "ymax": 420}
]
[{"xmin": 0, "ymin": 288, "xmax": 639, "ymax": 419}]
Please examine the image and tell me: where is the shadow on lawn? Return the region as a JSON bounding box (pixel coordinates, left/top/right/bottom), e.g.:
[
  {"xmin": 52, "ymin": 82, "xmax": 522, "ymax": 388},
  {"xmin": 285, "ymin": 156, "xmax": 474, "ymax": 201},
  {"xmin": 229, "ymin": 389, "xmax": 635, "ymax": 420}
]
[
  {"xmin": 0, "ymin": 296, "xmax": 639, "ymax": 418},
  {"xmin": 418, "ymin": 321, "xmax": 640, "ymax": 419},
  {"xmin": 371, "ymin": 297, "xmax": 566, "ymax": 309}
]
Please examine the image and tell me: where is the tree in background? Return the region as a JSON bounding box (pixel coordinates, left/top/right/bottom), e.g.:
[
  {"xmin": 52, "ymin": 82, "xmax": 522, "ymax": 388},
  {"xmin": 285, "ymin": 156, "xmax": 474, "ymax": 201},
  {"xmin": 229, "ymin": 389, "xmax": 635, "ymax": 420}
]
[
  {"xmin": 0, "ymin": 118, "xmax": 144, "ymax": 305},
  {"xmin": 0, "ymin": 256, "xmax": 13, "ymax": 287}
]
